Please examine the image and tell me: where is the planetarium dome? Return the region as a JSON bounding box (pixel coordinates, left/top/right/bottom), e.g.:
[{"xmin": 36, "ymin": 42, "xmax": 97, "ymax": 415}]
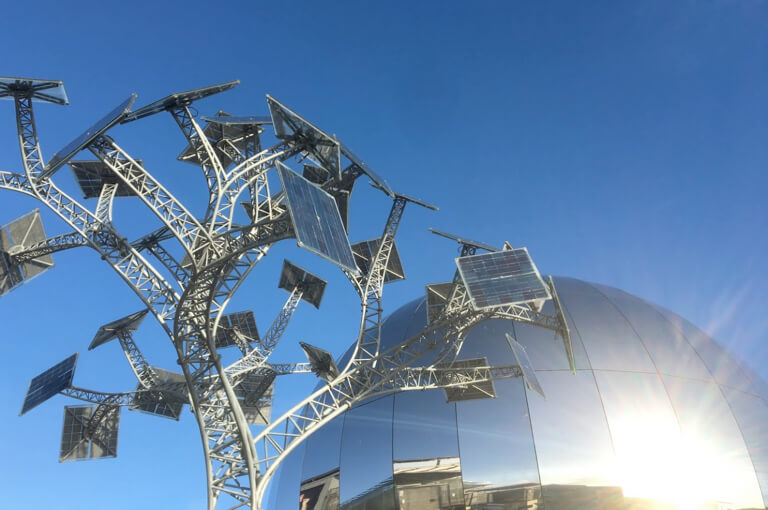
[{"xmin": 268, "ymin": 277, "xmax": 768, "ymax": 510}]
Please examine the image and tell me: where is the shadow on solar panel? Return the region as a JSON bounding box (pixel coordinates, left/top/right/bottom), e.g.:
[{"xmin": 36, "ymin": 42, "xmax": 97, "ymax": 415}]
[
  {"xmin": 351, "ymin": 239, "xmax": 405, "ymax": 283},
  {"xmin": 0, "ymin": 210, "xmax": 55, "ymax": 296},
  {"xmin": 69, "ymin": 160, "xmax": 140, "ymax": 199},
  {"xmin": 59, "ymin": 405, "xmax": 120, "ymax": 462},
  {"xmin": 131, "ymin": 368, "xmax": 186, "ymax": 420}
]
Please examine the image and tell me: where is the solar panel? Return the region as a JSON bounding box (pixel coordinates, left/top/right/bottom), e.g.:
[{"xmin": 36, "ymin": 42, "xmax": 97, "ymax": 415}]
[
  {"xmin": 122, "ymin": 81, "xmax": 239, "ymax": 123},
  {"xmin": 300, "ymin": 342, "xmax": 339, "ymax": 382},
  {"xmin": 302, "ymin": 165, "xmax": 353, "ymax": 232},
  {"xmin": 455, "ymin": 248, "xmax": 551, "ymax": 310},
  {"xmin": 89, "ymin": 405, "xmax": 120, "ymax": 459},
  {"xmin": 177, "ymin": 112, "xmax": 260, "ymax": 168},
  {"xmin": 44, "ymin": 94, "xmax": 137, "ymax": 178},
  {"xmin": 59, "ymin": 406, "xmax": 91, "ymax": 461},
  {"xmin": 215, "ymin": 311, "xmax": 260, "ymax": 349},
  {"xmin": 351, "ymin": 238, "xmax": 405, "ymax": 283},
  {"xmin": 201, "ymin": 115, "xmax": 273, "ymax": 125},
  {"xmin": 89, "ymin": 309, "xmax": 149, "ymax": 350},
  {"xmin": 436, "ymin": 357, "xmax": 497, "ymax": 402},
  {"xmin": 0, "ymin": 241, "xmax": 23, "ymax": 296},
  {"xmin": 131, "ymin": 368, "xmax": 186, "ymax": 420},
  {"xmin": 68, "ymin": 160, "xmax": 140, "ymax": 199},
  {"xmin": 267, "ymin": 95, "xmax": 342, "ymax": 180},
  {"xmin": 429, "ymin": 228, "xmax": 497, "ymax": 253},
  {"xmin": 238, "ymin": 377, "xmax": 275, "ymax": 425},
  {"xmin": 59, "ymin": 405, "xmax": 120, "ymax": 462},
  {"xmin": 278, "ymin": 259, "xmax": 328, "ymax": 309},
  {"xmin": 339, "ymin": 142, "xmax": 394, "ymax": 197},
  {"xmin": 277, "ymin": 162, "xmax": 358, "ymax": 273},
  {"xmin": 426, "ymin": 282, "xmax": 454, "ymax": 323},
  {"xmin": 505, "ymin": 333, "xmax": 545, "ymax": 398},
  {"xmin": 4, "ymin": 209, "xmax": 55, "ymax": 282},
  {"xmin": 0, "ymin": 76, "xmax": 68, "ymax": 104},
  {"xmin": 21, "ymin": 353, "xmax": 78, "ymax": 415}
]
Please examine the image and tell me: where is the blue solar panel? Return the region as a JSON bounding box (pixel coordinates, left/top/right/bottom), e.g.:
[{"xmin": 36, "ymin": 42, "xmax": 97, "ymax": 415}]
[
  {"xmin": 277, "ymin": 162, "xmax": 358, "ymax": 273},
  {"xmin": 21, "ymin": 353, "xmax": 78, "ymax": 415},
  {"xmin": 456, "ymin": 248, "xmax": 550, "ymax": 310},
  {"xmin": 506, "ymin": 333, "xmax": 545, "ymax": 398},
  {"xmin": 44, "ymin": 94, "xmax": 136, "ymax": 177}
]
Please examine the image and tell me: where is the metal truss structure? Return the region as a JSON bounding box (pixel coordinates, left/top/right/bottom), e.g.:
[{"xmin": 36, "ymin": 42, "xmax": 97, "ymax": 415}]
[{"xmin": 1, "ymin": 76, "xmax": 573, "ymax": 509}]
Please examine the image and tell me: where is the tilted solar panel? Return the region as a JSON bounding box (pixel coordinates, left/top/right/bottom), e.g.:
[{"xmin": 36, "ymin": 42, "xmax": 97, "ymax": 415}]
[
  {"xmin": 277, "ymin": 162, "xmax": 358, "ymax": 273},
  {"xmin": 456, "ymin": 248, "xmax": 550, "ymax": 310}
]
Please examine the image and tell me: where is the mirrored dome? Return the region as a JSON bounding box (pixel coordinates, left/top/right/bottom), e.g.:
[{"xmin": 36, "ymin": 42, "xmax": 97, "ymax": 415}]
[{"xmin": 268, "ymin": 277, "xmax": 768, "ymax": 510}]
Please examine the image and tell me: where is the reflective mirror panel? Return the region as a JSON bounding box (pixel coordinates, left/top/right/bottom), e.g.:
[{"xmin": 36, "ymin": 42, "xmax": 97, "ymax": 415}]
[
  {"xmin": 271, "ymin": 443, "xmax": 306, "ymax": 510},
  {"xmin": 594, "ymin": 371, "xmax": 683, "ymax": 506},
  {"xmin": 527, "ymin": 370, "xmax": 622, "ymax": 509},
  {"xmin": 511, "ymin": 290, "xmax": 591, "ymax": 370},
  {"xmin": 555, "ymin": 277, "xmax": 656, "ymax": 372},
  {"xmin": 661, "ymin": 376, "xmax": 765, "ymax": 508},
  {"xmin": 339, "ymin": 396, "xmax": 396, "ymax": 510},
  {"xmin": 457, "ymin": 320, "xmax": 541, "ymax": 509},
  {"xmin": 393, "ymin": 390, "xmax": 464, "ymax": 510},
  {"xmin": 301, "ymin": 415, "xmax": 343, "ymax": 510},
  {"xmin": 593, "ymin": 284, "xmax": 712, "ymax": 380},
  {"xmin": 651, "ymin": 303, "xmax": 762, "ymax": 396},
  {"xmin": 456, "ymin": 379, "xmax": 541, "ymax": 509},
  {"xmin": 720, "ymin": 388, "xmax": 768, "ymax": 507}
]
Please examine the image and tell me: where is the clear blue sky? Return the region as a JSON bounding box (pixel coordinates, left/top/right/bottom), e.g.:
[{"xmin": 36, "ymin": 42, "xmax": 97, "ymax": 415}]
[{"xmin": 0, "ymin": 1, "xmax": 766, "ymax": 508}]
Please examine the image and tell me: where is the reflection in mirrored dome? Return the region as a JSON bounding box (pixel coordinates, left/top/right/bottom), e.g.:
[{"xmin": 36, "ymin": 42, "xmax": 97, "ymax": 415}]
[{"xmin": 271, "ymin": 277, "xmax": 768, "ymax": 510}]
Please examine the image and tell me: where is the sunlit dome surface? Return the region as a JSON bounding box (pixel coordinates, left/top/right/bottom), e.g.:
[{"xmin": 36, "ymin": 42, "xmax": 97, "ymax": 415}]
[{"xmin": 268, "ymin": 277, "xmax": 768, "ymax": 510}]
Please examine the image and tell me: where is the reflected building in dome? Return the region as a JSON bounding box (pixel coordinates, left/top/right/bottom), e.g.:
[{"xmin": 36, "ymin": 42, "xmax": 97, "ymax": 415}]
[{"xmin": 268, "ymin": 277, "xmax": 768, "ymax": 510}]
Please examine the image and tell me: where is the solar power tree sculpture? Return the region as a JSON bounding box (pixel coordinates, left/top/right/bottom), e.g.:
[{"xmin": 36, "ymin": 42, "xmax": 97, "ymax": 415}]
[{"xmin": 1, "ymin": 76, "xmax": 574, "ymax": 509}]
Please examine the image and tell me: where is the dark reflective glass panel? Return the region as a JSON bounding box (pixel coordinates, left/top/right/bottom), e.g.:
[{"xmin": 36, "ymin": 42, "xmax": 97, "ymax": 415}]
[
  {"xmin": 301, "ymin": 415, "xmax": 344, "ymax": 510},
  {"xmin": 46, "ymin": 94, "xmax": 136, "ymax": 175},
  {"xmin": 271, "ymin": 443, "xmax": 306, "ymax": 510},
  {"xmin": 339, "ymin": 396, "xmax": 396, "ymax": 510},
  {"xmin": 651, "ymin": 303, "xmax": 762, "ymax": 396},
  {"xmin": 594, "ymin": 371, "xmax": 683, "ymax": 506},
  {"xmin": 456, "ymin": 249, "xmax": 550, "ymax": 310},
  {"xmin": 527, "ymin": 370, "xmax": 623, "ymax": 509},
  {"xmin": 594, "ymin": 284, "xmax": 712, "ymax": 380},
  {"xmin": 456, "ymin": 380, "xmax": 541, "ymax": 510},
  {"xmin": 22, "ymin": 353, "xmax": 78, "ymax": 415},
  {"xmin": 393, "ymin": 390, "xmax": 464, "ymax": 510},
  {"xmin": 661, "ymin": 376, "xmax": 764, "ymax": 508},
  {"xmin": 720, "ymin": 388, "xmax": 768, "ymax": 507},
  {"xmin": 278, "ymin": 163, "xmax": 357, "ymax": 273},
  {"xmin": 555, "ymin": 277, "xmax": 655, "ymax": 372},
  {"xmin": 456, "ymin": 311, "xmax": 541, "ymax": 510}
]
